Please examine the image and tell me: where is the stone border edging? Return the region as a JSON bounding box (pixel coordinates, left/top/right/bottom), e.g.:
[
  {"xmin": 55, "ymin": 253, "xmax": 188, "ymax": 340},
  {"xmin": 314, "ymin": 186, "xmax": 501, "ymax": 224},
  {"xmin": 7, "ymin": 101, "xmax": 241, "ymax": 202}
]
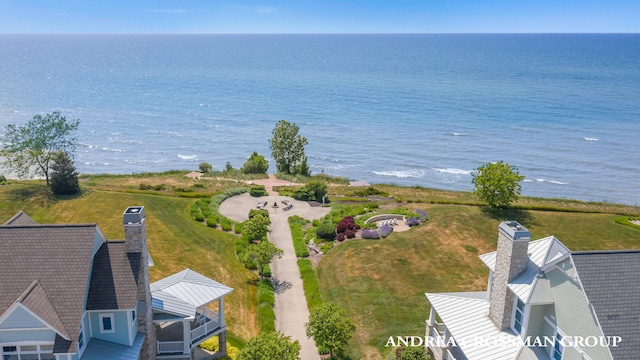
[{"xmin": 364, "ymin": 214, "xmax": 406, "ymax": 224}]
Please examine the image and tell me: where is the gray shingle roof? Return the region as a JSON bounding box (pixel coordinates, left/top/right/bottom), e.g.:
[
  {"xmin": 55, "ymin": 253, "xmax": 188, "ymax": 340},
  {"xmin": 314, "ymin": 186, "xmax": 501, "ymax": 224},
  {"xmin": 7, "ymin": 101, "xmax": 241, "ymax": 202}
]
[
  {"xmin": 3, "ymin": 210, "xmax": 38, "ymax": 225},
  {"xmin": 17, "ymin": 280, "xmax": 69, "ymax": 339},
  {"xmin": 572, "ymin": 250, "xmax": 640, "ymax": 360},
  {"xmin": 86, "ymin": 241, "xmax": 140, "ymax": 310},
  {"xmin": 0, "ymin": 217, "xmax": 101, "ymax": 354}
]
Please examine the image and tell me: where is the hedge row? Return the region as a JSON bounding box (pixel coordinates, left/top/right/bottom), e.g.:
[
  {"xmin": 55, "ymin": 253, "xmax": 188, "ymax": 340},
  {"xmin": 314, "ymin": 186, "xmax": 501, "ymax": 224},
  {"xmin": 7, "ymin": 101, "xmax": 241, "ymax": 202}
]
[
  {"xmin": 297, "ymin": 259, "xmax": 323, "ymax": 310},
  {"xmin": 289, "ymin": 216, "xmax": 310, "ymax": 258},
  {"xmin": 257, "ymin": 279, "xmax": 276, "ymax": 333}
]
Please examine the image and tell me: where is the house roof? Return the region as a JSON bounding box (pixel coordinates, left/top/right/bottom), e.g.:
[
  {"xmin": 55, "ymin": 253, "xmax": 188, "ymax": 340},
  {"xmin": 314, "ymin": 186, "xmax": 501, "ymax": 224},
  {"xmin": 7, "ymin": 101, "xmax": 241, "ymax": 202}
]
[
  {"xmin": 86, "ymin": 241, "xmax": 141, "ymax": 310},
  {"xmin": 479, "ymin": 236, "xmax": 569, "ymax": 303},
  {"xmin": 3, "ymin": 210, "xmax": 38, "ymax": 225},
  {"xmin": 572, "ymin": 250, "xmax": 640, "ymax": 360},
  {"xmin": 151, "ymin": 269, "xmax": 233, "ymax": 318},
  {"xmin": 15, "ymin": 280, "xmax": 69, "ymax": 338},
  {"xmin": 426, "ymin": 292, "xmax": 523, "ymax": 360},
  {"xmin": 0, "ymin": 221, "xmax": 101, "ymax": 353}
]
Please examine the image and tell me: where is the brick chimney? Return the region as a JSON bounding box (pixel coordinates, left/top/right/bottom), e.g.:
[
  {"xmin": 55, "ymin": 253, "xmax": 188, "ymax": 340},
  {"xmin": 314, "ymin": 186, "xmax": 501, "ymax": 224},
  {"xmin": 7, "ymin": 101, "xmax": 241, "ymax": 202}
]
[
  {"xmin": 488, "ymin": 221, "xmax": 530, "ymax": 330},
  {"xmin": 123, "ymin": 206, "xmax": 156, "ymax": 360}
]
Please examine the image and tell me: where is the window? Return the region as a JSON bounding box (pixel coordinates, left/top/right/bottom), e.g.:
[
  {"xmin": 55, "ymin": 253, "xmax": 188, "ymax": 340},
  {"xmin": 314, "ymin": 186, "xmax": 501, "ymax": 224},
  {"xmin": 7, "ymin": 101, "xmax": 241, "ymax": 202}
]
[
  {"xmin": 513, "ymin": 298, "xmax": 525, "ymax": 334},
  {"xmin": 99, "ymin": 313, "xmax": 115, "ymax": 333},
  {"xmin": 1, "ymin": 344, "xmax": 54, "ymax": 360},
  {"xmin": 552, "ymin": 332, "xmax": 564, "ymax": 360},
  {"xmin": 78, "ymin": 330, "xmax": 84, "ymax": 350}
]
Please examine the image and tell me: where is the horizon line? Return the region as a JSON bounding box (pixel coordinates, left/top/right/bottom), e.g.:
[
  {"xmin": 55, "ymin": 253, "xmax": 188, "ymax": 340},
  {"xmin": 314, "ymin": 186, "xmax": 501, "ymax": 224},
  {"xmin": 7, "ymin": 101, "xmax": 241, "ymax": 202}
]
[{"xmin": 1, "ymin": 31, "xmax": 639, "ymax": 36}]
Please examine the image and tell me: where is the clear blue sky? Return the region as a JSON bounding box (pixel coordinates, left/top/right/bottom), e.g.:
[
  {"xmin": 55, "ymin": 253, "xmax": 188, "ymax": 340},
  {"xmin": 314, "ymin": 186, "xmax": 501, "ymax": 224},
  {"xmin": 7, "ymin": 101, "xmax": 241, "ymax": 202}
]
[{"xmin": 0, "ymin": 0, "xmax": 638, "ymax": 33}]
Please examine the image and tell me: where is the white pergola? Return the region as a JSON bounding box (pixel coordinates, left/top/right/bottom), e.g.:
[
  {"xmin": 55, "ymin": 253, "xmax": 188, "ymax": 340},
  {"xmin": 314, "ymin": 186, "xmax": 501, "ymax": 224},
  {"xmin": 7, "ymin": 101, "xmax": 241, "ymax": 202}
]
[{"xmin": 151, "ymin": 269, "xmax": 233, "ymax": 358}]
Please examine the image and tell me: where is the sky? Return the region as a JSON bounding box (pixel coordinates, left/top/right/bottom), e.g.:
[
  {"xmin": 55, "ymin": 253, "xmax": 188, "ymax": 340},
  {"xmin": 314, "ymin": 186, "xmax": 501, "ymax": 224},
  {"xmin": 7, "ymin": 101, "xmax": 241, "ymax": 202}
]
[{"xmin": 0, "ymin": 0, "xmax": 638, "ymax": 34}]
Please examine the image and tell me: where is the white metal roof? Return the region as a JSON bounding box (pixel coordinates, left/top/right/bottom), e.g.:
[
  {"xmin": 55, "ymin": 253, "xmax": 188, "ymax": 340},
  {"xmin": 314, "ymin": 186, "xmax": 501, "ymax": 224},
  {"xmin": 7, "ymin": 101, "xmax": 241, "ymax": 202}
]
[
  {"xmin": 151, "ymin": 269, "xmax": 233, "ymax": 318},
  {"xmin": 426, "ymin": 292, "xmax": 522, "ymax": 360}
]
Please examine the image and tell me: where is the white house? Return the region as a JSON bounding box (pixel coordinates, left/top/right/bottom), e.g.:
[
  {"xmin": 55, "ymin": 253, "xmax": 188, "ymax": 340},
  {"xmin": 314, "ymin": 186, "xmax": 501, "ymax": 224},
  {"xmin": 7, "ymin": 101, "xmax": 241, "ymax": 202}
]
[{"xmin": 426, "ymin": 221, "xmax": 639, "ymax": 360}]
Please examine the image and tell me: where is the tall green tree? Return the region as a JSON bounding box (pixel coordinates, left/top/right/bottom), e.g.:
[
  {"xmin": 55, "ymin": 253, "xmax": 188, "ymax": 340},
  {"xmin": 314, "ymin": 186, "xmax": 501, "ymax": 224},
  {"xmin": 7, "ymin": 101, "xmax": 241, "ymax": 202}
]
[
  {"xmin": 242, "ymin": 151, "xmax": 269, "ymax": 174},
  {"xmin": 305, "ymin": 302, "xmax": 356, "ymax": 358},
  {"xmin": 471, "ymin": 161, "xmax": 525, "ymax": 208},
  {"xmin": 199, "ymin": 162, "xmax": 212, "ymax": 173},
  {"xmin": 269, "ymin": 120, "xmax": 309, "ymax": 175},
  {"xmin": 238, "ymin": 331, "xmax": 300, "ymax": 360},
  {"xmin": 49, "ymin": 151, "xmax": 80, "ymax": 195},
  {"xmin": 245, "ymin": 239, "xmax": 284, "ymax": 277},
  {"xmin": 1, "ymin": 112, "xmax": 79, "ymax": 186}
]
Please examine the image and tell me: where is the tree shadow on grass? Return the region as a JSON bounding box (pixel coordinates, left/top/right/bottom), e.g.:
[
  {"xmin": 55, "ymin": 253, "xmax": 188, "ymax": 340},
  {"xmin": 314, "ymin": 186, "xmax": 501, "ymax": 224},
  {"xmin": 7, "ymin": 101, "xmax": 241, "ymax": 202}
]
[
  {"xmin": 480, "ymin": 207, "xmax": 538, "ymax": 228},
  {"xmin": 6, "ymin": 183, "xmax": 85, "ymax": 208}
]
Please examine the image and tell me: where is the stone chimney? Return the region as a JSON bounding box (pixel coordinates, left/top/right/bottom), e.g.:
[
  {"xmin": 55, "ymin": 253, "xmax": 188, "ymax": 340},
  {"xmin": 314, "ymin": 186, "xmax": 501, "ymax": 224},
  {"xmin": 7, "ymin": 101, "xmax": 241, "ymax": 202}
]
[
  {"xmin": 488, "ymin": 221, "xmax": 530, "ymax": 330},
  {"xmin": 123, "ymin": 206, "xmax": 156, "ymax": 360}
]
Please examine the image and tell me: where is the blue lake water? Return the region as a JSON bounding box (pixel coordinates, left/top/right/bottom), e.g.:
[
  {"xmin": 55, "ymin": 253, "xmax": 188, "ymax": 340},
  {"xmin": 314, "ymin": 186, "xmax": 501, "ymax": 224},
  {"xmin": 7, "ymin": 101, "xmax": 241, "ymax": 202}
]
[{"xmin": 0, "ymin": 34, "xmax": 638, "ymax": 204}]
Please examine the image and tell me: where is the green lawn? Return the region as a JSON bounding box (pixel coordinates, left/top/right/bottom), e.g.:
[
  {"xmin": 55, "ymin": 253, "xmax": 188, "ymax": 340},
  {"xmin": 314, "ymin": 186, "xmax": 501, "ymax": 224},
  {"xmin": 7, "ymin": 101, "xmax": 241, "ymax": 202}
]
[
  {"xmin": 0, "ymin": 181, "xmax": 260, "ymax": 341},
  {"xmin": 316, "ymin": 204, "xmax": 640, "ymax": 359},
  {"xmin": 3, "ymin": 178, "xmax": 640, "ymax": 359}
]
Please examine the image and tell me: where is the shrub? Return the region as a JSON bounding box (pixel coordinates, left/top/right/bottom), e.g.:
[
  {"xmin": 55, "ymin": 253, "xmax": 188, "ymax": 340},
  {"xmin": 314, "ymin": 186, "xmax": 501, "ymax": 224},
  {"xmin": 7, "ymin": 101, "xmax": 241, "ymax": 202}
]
[
  {"xmin": 206, "ymin": 217, "xmax": 218, "ymax": 228},
  {"xmin": 242, "ymin": 151, "xmax": 269, "ymax": 174},
  {"xmin": 250, "ymin": 185, "xmax": 268, "ymax": 197},
  {"xmin": 260, "ymin": 264, "xmax": 272, "ymax": 278},
  {"xmin": 416, "ymin": 209, "xmax": 429, "ymax": 221},
  {"xmin": 407, "ymin": 217, "xmax": 420, "ymax": 227},
  {"xmin": 352, "ymin": 186, "xmax": 388, "ymax": 197},
  {"xmin": 173, "ymin": 186, "xmax": 193, "ymax": 193},
  {"xmin": 0, "ymin": 174, "xmax": 7, "ymax": 185},
  {"xmin": 199, "ymin": 162, "xmax": 213, "ymax": 173},
  {"xmin": 220, "ymin": 218, "xmax": 233, "ymax": 231},
  {"xmin": 293, "ymin": 180, "xmax": 327, "ymax": 202},
  {"xmin": 249, "ymin": 209, "xmax": 270, "ymax": 220},
  {"xmin": 194, "ymin": 213, "xmax": 205, "ymax": 222},
  {"xmin": 316, "ymin": 223, "xmax": 336, "ymax": 241},
  {"xmin": 234, "ymin": 221, "xmax": 244, "ymax": 234},
  {"xmin": 378, "ymin": 224, "xmax": 393, "ymax": 238},
  {"xmin": 257, "ymin": 281, "xmax": 275, "ymax": 306},
  {"xmin": 344, "ymin": 229, "xmax": 355, "ymax": 239},
  {"xmin": 361, "ymin": 229, "xmax": 380, "ymax": 239},
  {"xmin": 320, "ymin": 242, "xmax": 333, "ymax": 253},
  {"xmin": 336, "ymin": 234, "xmax": 345, "ymax": 242},
  {"xmin": 336, "ymin": 216, "xmax": 353, "ymax": 233}
]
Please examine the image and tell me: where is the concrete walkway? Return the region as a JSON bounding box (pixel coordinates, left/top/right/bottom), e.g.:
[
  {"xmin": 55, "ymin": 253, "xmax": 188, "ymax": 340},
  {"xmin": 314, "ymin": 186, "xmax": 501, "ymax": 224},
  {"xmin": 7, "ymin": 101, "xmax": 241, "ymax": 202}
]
[
  {"xmin": 218, "ymin": 191, "xmax": 329, "ymax": 359},
  {"xmin": 270, "ymin": 210, "xmax": 321, "ymax": 360}
]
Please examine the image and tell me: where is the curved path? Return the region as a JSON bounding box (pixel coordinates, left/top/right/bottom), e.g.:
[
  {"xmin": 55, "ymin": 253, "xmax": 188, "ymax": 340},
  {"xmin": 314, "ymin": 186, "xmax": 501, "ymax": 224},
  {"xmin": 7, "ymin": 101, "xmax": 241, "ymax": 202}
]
[{"xmin": 219, "ymin": 192, "xmax": 330, "ymax": 359}]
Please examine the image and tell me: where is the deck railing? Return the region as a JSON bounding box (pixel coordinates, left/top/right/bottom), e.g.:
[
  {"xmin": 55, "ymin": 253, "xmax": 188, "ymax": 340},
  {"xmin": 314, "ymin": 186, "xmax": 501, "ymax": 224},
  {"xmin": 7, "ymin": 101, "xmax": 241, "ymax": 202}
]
[
  {"xmin": 157, "ymin": 341, "xmax": 184, "ymax": 354},
  {"xmin": 190, "ymin": 308, "xmax": 222, "ymax": 344}
]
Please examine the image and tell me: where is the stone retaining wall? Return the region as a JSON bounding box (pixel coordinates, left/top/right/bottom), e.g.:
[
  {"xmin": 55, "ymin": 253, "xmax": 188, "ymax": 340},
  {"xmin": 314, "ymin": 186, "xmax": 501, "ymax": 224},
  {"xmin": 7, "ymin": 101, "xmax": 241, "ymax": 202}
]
[{"xmin": 364, "ymin": 214, "xmax": 406, "ymax": 224}]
